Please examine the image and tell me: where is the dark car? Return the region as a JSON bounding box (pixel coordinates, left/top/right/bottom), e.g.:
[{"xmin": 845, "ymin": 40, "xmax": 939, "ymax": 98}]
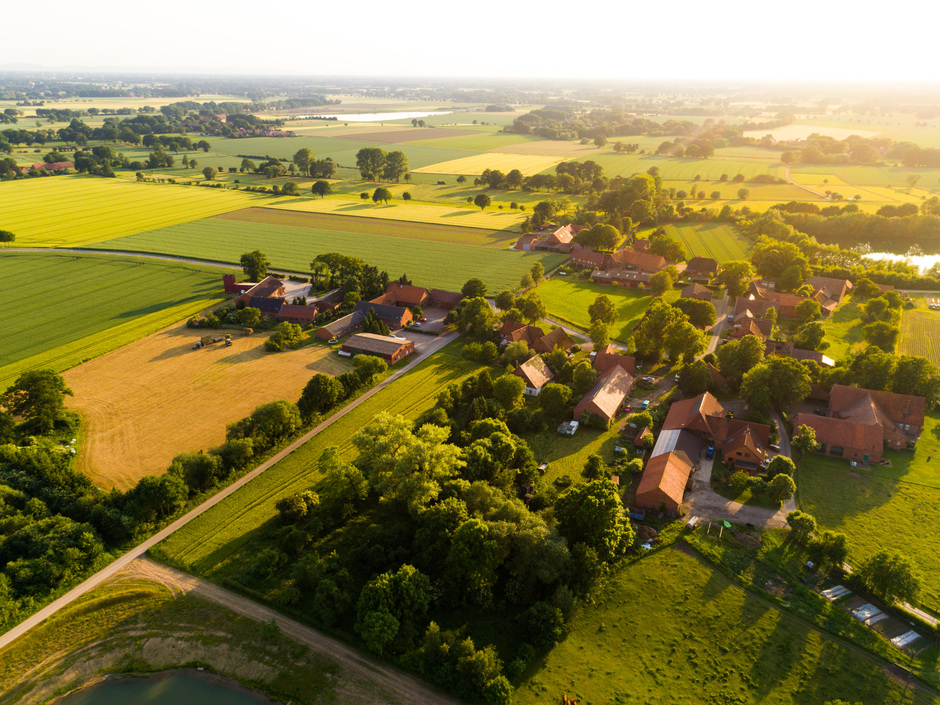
[{"xmin": 813, "ymin": 409, "xmax": 826, "ymax": 416}]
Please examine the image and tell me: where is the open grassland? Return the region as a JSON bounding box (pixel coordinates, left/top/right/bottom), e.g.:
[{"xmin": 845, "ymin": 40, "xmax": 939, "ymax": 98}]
[
  {"xmin": 0, "ymin": 253, "xmax": 231, "ymax": 390},
  {"xmin": 89, "ymin": 219, "xmax": 564, "ymax": 292},
  {"xmin": 413, "ymin": 152, "xmax": 562, "ymax": 176},
  {"xmin": 409, "ymin": 130, "xmax": 542, "ymax": 152},
  {"xmin": 790, "ymin": 164, "xmax": 940, "ymax": 190},
  {"xmin": 0, "ymin": 571, "xmax": 384, "ymax": 705},
  {"xmin": 215, "ymin": 206, "xmax": 521, "ymax": 247},
  {"xmin": 820, "ymin": 296, "xmax": 866, "ymax": 361},
  {"xmin": 0, "ymin": 175, "xmax": 266, "ymax": 246},
  {"xmin": 327, "ymin": 175, "xmax": 566, "ymax": 209},
  {"xmin": 156, "ymin": 343, "xmax": 480, "ymax": 573},
  {"xmin": 64, "ymin": 322, "xmax": 350, "ymax": 490},
  {"xmin": 900, "ymin": 303, "xmax": 940, "ymax": 367},
  {"xmin": 560, "ymin": 151, "xmax": 786, "ymax": 180},
  {"xmin": 665, "ymin": 179, "xmax": 820, "ymax": 202},
  {"xmin": 744, "ymin": 124, "xmax": 882, "ymax": 141},
  {"xmin": 538, "ymin": 277, "xmax": 680, "ymax": 343},
  {"xmin": 799, "ymin": 442, "xmax": 940, "ymax": 610},
  {"xmin": 268, "ymin": 193, "xmax": 526, "ymax": 230},
  {"xmin": 517, "ymin": 548, "xmax": 918, "ymax": 705},
  {"xmin": 637, "ymin": 222, "xmax": 751, "ymax": 262}
]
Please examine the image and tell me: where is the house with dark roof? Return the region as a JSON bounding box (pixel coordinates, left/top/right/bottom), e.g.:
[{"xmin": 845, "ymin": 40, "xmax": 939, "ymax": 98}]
[
  {"xmin": 573, "ymin": 366, "xmax": 634, "ymax": 425},
  {"xmin": 342, "ymin": 333, "xmax": 414, "ymax": 363},
  {"xmin": 430, "ymin": 289, "xmax": 464, "ymax": 309},
  {"xmin": 765, "ymin": 340, "xmax": 835, "ymax": 368},
  {"xmin": 805, "ymin": 276, "xmax": 852, "ymax": 307},
  {"xmin": 533, "ymin": 327, "xmax": 574, "ymax": 354},
  {"xmin": 499, "ymin": 320, "xmax": 544, "ymax": 346},
  {"xmin": 686, "ymin": 256, "xmax": 719, "ymax": 281},
  {"xmin": 681, "ymin": 283, "xmax": 712, "ymax": 301},
  {"xmin": 278, "ymin": 304, "xmax": 318, "ymax": 325},
  {"xmin": 249, "ymin": 295, "xmax": 286, "ymax": 319},
  {"xmin": 231, "ymin": 275, "xmax": 287, "ymax": 306},
  {"xmin": 354, "ymin": 301, "xmax": 413, "ymax": 329},
  {"xmin": 513, "ymin": 355, "xmax": 554, "ymax": 396},
  {"xmin": 592, "ymin": 344, "xmax": 636, "ymax": 375},
  {"xmin": 316, "ymin": 310, "xmax": 366, "ymax": 340}
]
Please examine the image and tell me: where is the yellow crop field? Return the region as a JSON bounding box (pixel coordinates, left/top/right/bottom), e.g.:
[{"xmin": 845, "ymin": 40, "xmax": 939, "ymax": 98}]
[
  {"xmin": 495, "ymin": 141, "xmax": 600, "ymax": 157},
  {"xmin": 788, "ymin": 173, "xmax": 850, "ymax": 186},
  {"xmin": 0, "ymin": 176, "xmax": 267, "ymax": 246},
  {"xmin": 412, "ymin": 152, "xmax": 562, "ymax": 176},
  {"xmin": 267, "ymin": 195, "xmax": 526, "ymax": 230}
]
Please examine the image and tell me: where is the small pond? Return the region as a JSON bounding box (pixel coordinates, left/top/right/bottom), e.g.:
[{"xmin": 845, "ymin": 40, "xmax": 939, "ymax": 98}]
[{"xmin": 58, "ymin": 670, "xmax": 275, "ymax": 705}]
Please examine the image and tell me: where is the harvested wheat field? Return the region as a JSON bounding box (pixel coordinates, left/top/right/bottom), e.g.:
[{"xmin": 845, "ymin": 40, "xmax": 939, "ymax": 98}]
[{"xmin": 64, "ymin": 323, "xmax": 350, "ymax": 490}]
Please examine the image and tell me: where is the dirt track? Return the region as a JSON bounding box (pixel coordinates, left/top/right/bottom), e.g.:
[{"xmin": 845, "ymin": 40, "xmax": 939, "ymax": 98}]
[
  {"xmin": 118, "ymin": 559, "xmax": 460, "ymax": 705},
  {"xmin": 64, "ymin": 322, "xmax": 348, "ymax": 489}
]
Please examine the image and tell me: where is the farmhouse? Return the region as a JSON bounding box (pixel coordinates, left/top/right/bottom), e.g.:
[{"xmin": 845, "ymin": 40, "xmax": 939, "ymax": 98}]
[
  {"xmin": 765, "ymin": 340, "xmax": 835, "ymax": 368},
  {"xmin": 316, "ymin": 310, "xmax": 365, "ymax": 340},
  {"xmin": 731, "ymin": 312, "xmax": 773, "ymax": 341},
  {"xmin": 573, "ymin": 366, "xmax": 634, "ymax": 425},
  {"xmin": 680, "ymin": 283, "xmax": 712, "ymax": 301},
  {"xmin": 805, "ymin": 276, "xmax": 853, "ymax": 311},
  {"xmin": 374, "ymin": 283, "xmax": 430, "ymax": 308},
  {"xmin": 500, "ymin": 321, "xmax": 574, "ymax": 353},
  {"xmin": 228, "ymin": 275, "xmax": 287, "ymax": 304},
  {"xmin": 278, "ymin": 303, "xmax": 318, "ymax": 325},
  {"xmin": 592, "ymin": 343, "xmax": 636, "ymax": 375},
  {"xmin": 354, "ymin": 301, "xmax": 413, "ymax": 329},
  {"xmin": 516, "ymin": 224, "xmax": 583, "ymax": 253},
  {"xmin": 341, "ymin": 333, "xmax": 414, "ymax": 363},
  {"xmin": 569, "ymin": 246, "xmax": 607, "ymax": 269},
  {"xmin": 685, "ymin": 256, "xmax": 719, "ymax": 281},
  {"xmin": 591, "ymin": 269, "xmax": 651, "ymax": 288},
  {"xmin": 248, "ymin": 295, "xmax": 286, "ymax": 319},
  {"xmin": 662, "ymin": 391, "xmax": 770, "ymax": 462},
  {"xmin": 533, "ymin": 327, "xmax": 574, "ymax": 354},
  {"xmin": 513, "ymin": 355, "xmax": 554, "ymax": 396},
  {"xmin": 793, "ymin": 385, "xmax": 925, "ymax": 463}
]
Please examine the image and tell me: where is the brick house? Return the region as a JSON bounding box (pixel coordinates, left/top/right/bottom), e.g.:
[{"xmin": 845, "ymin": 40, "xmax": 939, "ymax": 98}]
[
  {"xmin": 341, "ymin": 333, "xmax": 414, "ymax": 363},
  {"xmin": 513, "ymin": 355, "xmax": 554, "ymax": 396},
  {"xmin": 573, "ymin": 366, "xmax": 634, "ymax": 425}
]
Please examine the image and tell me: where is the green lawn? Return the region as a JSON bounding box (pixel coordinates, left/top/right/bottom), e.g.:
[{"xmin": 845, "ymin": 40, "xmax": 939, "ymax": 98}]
[
  {"xmin": 799, "ymin": 449, "xmax": 940, "ymax": 610},
  {"xmin": 820, "ymin": 295, "xmax": 866, "ymax": 361},
  {"xmin": 516, "ymin": 548, "xmax": 918, "ymax": 705},
  {"xmin": 537, "ymin": 277, "xmax": 680, "ymax": 343},
  {"xmin": 0, "ymin": 174, "xmax": 267, "ymax": 246},
  {"xmin": 155, "ymin": 343, "xmax": 482, "ymax": 573},
  {"xmin": 87, "ymin": 218, "xmax": 565, "ymax": 293},
  {"xmin": 0, "ymin": 252, "xmax": 233, "ymax": 389},
  {"xmin": 637, "ymin": 222, "xmax": 752, "ymax": 262}
]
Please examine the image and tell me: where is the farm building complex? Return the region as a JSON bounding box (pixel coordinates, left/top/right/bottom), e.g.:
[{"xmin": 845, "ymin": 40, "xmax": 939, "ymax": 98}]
[{"xmin": 341, "ymin": 333, "xmax": 414, "ymax": 363}]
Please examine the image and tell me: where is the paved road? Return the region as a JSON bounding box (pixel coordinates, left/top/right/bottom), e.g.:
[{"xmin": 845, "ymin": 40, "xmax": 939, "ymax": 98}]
[
  {"xmin": 771, "ymin": 409, "xmax": 798, "ymax": 515},
  {"xmin": 0, "ymin": 330, "xmax": 460, "ymax": 651}
]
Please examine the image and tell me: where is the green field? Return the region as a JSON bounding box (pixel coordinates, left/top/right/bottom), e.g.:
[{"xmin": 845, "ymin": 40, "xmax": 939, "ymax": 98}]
[
  {"xmin": 0, "ymin": 252, "xmax": 232, "ymax": 388},
  {"xmin": 637, "ymin": 222, "xmax": 751, "ymax": 262},
  {"xmin": 538, "ymin": 277, "xmax": 680, "ymax": 343},
  {"xmin": 900, "ymin": 302, "xmax": 940, "ymax": 367},
  {"xmin": 0, "ymin": 175, "xmax": 267, "ymax": 246},
  {"xmin": 155, "ymin": 343, "xmax": 481, "ymax": 572},
  {"xmin": 799, "ymin": 434, "xmax": 940, "ymax": 610},
  {"xmin": 517, "ymin": 548, "xmax": 919, "ymax": 705},
  {"xmin": 88, "ymin": 218, "xmax": 564, "ymax": 292},
  {"xmin": 820, "ymin": 296, "xmax": 866, "ymax": 361}
]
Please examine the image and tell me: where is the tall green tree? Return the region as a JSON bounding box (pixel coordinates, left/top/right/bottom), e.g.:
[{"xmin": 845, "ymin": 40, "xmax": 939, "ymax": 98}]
[
  {"xmin": 716, "ymin": 260, "xmax": 754, "ymax": 299},
  {"xmin": 311, "ymin": 180, "xmax": 332, "ymax": 198},
  {"xmin": 240, "ymin": 250, "xmax": 269, "ymax": 282},
  {"xmin": 588, "ymin": 295, "xmax": 617, "ymax": 325},
  {"xmin": 1, "ymin": 370, "xmax": 72, "ymax": 432},
  {"xmin": 382, "ymin": 150, "xmax": 409, "ymax": 182},
  {"xmin": 857, "ymin": 551, "xmax": 921, "ymax": 605},
  {"xmin": 474, "ymin": 193, "xmax": 492, "ymax": 211},
  {"xmin": 741, "ymin": 356, "xmax": 811, "ymax": 412},
  {"xmin": 372, "ymin": 187, "xmax": 393, "ymax": 204},
  {"xmin": 554, "ymin": 480, "xmax": 634, "ymax": 562},
  {"xmin": 356, "ymin": 147, "xmax": 386, "ymax": 180},
  {"xmin": 293, "ymin": 147, "xmax": 314, "ymax": 176}
]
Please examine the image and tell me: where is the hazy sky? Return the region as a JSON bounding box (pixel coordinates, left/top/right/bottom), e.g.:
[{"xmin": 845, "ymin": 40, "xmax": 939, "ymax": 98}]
[{"xmin": 4, "ymin": 0, "xmax": 936, "ymax": 83}]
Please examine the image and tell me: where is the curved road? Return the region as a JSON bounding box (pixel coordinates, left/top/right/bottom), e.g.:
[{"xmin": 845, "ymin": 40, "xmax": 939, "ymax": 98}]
[{"xmin": 0, "ymin": 330, "xmax": 459, "ymax": 652}]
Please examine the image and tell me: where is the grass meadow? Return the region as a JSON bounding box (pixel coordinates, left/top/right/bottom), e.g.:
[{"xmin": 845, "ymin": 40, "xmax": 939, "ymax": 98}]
[
  {"xmin": 155, "ymin": 343, "xmax": 481, "ymax": 574},
  {"xmin": 0, "ymin": 252, "xmax": 233, "ymax": 389},
  {"xmin": 900, "ymin": 301, "xmax": 940, "ymax": 367},
  {"xmin": 798, "ymin": 431, "xmax": 940, "ymax": 610},
  {"xmin": 636, "ymin": 222, "xmax": 752, "ymax": 262},
  {"xmin": 517, "ymin": 548, "xmax": 918, "ymax": 705},
  {"xmin": 89, "ymin": 218, "xmax": 565, "ymax": 292},
  {"xmin": 537, "ymin": 277, "xmax": 680, "ymax": 343},
  {"xmin": 0, "ymin": 175, "xmax": 266, "ymax": 246},
  {"xmin": 412, "ymin": 152, "xmax": 563, "ymax": 176},
  {"xmin": 820, "ymin": 296, "xmax": 866, "ymax": 361}
]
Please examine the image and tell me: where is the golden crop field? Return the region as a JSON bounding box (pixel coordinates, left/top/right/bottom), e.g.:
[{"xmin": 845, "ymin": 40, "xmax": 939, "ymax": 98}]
[
  {"xmin": 899, "ymin": 305, "xmax": 940, "ymax": 367},
  {"xmin": 65, "ymin": 323, "xmax": 350, "ymax": 490},
  {"xmin": 412, "ymin": 152, "xmax": 562, "ymax": 176},
  {"xmin": 0, "ymin": 176, "xmax": 267, "ymax": 246},
  {"xmin": 267, "ymin": 195, "xmax": 526, "ymax": 230}
]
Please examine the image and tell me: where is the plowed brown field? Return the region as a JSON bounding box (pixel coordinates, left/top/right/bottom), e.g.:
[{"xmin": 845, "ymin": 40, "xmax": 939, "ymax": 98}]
[{"xmin": 64, "ymin": 323, "xmax": 349, "ymax": 490}]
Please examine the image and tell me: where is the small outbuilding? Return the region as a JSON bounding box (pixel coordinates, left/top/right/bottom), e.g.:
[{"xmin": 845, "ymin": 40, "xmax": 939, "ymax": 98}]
[{"xmin": 341, "ymin": 333, "xmax": 414, "ymax": 363}]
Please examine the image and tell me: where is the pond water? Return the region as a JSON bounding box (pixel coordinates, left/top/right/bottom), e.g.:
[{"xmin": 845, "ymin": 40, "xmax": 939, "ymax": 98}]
[
  {"xmin": 296, "ymin": 109, "xmax": 454, "ymax": 122},
  {"xmin": 58, "ymin": 670, "xmax": 275, "ymax": 705},
  {"xmin": 865, "ymin": 251, "xmax": 940, "ymax": 273}
]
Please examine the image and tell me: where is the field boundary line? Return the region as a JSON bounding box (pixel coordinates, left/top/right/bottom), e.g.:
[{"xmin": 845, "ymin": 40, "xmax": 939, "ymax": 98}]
[{"xmin": 0, "ymin": 331, "xmax": 460, "ymax": 652}]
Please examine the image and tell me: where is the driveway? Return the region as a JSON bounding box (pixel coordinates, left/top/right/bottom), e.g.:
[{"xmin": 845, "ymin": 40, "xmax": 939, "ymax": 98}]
[{"xmin": 685, "ymin": 456, "xmax": 790, "ymax": 528}]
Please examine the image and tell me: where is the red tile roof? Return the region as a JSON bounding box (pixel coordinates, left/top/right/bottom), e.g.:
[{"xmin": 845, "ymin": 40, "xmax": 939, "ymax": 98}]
[
  {"xmin": 514, "ymin": 355, "xmax": 554, "ymax": 390},
  {"xmin": 533, "ymin": 327, "xmax": 574, "ymax": 354},
  {"xmin": 573, "ymin": 366, "xmax": 634, "ymax": 423},
  {"xmin": 636, "ymin": 452, "xmax": 693, "ymax": 511},
  {"xmin": 829, "ymin": 384, "xmax": 925, "ymax": 430},
  {"xmin": 793, "ymin": 413, "xmax": 882, "ymax": 457}
]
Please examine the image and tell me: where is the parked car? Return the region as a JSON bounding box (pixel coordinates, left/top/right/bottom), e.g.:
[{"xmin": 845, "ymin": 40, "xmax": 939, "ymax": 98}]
[
  {"xmin": 770, "ymin": 443, "xmax": 781, "ymax": 451},
  {"xmin": 623, "ymin": 404, "xmax": 632, "ymax": 413},
  {"xmin": 641, "ymin": 376, "xmax": 655, "ymax": 383},
  {"xmin": 419, "ymin": 317, "xmax": 427, "ymax": 322},
  {"xmin": 328, "ymin": 338, "xmax": 339, "ymax": 344},
  {"xmin": 813, "ymin": 408, "xmax": 826, "ymax": 416},
  {"xmin": 640, "ymin": 400, "xmax": 650, "ymax": 410},
  {"xmin": 674, "ymin": 374, "xmax": 680, "ymax": 382},
  {"xmin": 705, "ymin": 445, "xmax": 715, "ymax": 460},
  {"xmin": 413, "ymin": 321, "xmax": 422, "ymax": 327},
  {"xmin": 726, "ymin": 314, "xmax": 734, "ymax": 323}
]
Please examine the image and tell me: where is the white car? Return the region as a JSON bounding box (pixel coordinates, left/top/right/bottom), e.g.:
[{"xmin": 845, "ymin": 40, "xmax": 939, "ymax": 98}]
[{"xmin": 641, "ymin": 376, "xmax": 655, "ymax": 383}]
